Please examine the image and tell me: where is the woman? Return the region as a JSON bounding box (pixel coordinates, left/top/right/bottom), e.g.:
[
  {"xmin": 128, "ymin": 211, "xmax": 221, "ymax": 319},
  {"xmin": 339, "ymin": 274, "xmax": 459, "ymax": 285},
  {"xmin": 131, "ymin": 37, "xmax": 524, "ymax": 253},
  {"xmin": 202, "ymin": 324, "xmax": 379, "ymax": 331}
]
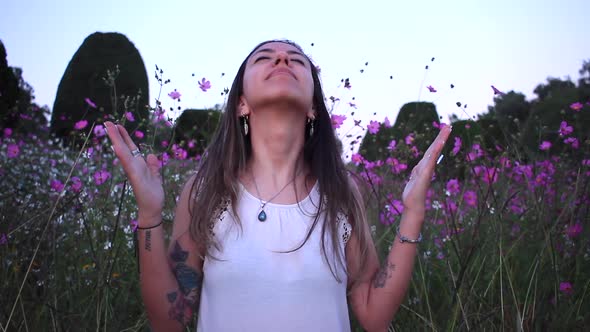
[{"xmin": 105, "ymin": 39, "xmax": 451, "ymax": 332}]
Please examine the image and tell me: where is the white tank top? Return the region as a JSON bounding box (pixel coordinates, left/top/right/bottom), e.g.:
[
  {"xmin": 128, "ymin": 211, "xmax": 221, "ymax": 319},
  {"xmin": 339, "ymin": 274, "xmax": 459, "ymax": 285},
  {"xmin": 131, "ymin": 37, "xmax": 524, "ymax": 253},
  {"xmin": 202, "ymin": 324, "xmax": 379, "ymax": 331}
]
[{"xmin": 197, "ymin": 181, "xmax": 352, "ymax": 331}]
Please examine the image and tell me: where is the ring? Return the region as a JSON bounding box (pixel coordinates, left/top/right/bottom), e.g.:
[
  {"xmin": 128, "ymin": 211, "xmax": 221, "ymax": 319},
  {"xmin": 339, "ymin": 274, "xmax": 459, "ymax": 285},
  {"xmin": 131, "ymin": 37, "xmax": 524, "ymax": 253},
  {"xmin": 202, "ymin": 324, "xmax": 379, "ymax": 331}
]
[{"xmin": 130, "ymin": 149, "xmax": 141, "ymax": 157}]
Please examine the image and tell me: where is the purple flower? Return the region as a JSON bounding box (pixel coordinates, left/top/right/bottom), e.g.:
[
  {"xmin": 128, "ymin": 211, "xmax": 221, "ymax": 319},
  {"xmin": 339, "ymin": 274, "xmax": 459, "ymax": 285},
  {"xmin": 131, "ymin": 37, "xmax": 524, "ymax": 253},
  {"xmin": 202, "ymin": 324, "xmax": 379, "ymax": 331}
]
[
  {"xmin": 446, "ymin": 179, "xmax": 460, "ymax": 195},
  {"xmin": 71, "ymin": 177, "xmax": 83, "ymax": 192},
  {"xmin": 564, "ymin": 137, "xmax": 579, "ymax": 149},
  {"xmin": 565, "ymin": 223, "xmax": 582, "ymax": 238},
  {"xmin": 386, "ymin": 157, "xmax": 408, "ymax": 174},
  {"xmin": 93, "ymin": 125, "xmax": 106, "ymax": 137},
  {"xmin": 85, "ymin": 98, "xmax": 97, "ymax": 108},
  {"xmin": 367, "ymin": 120, "xmax": 380, "ymax": 134},
  {"xmin": 172, "ymin": 144, "xmax": 187, "ymax": 160},
  {"xmin": 351, "ymin": 153, "xmax": 364, "ymax": 165},
  {"xmin": 491, "ymin": 85, "xmax": 504, "ymax": 95},
  {"xmin": 134, "ymin": 130, "xmax": 144, "ymax": 139},
  {"xmin": 560, "ymin": 282, "xmax": 573, "ymax": 295},
  {"xmin": 3, "ymin": 128, "xmax": 12, "ymax": 137},
  {"xmin": 125, "ymin": 112, "xmax": 135, "ymax": 122},
  {"xmin": 463, "ymin": 190, "xmax": 477, "ymax": 207},
  {"xmin": 198, "ymin": 78, "xmax": 211, "ymax": 92},
  {"xmin": 387, "ymin": 140, "xmax": 397, "ymax": 151},
  {"xmin": 427, "ymin": 85, "xmax": 437, "ymax": 93},
  {"xmin": 570, "ymin": 102, "xmax": 583, "ymax": 111},
  {"xmin": 7, "ymin": 144, "xmax": 19, "ymax": 158},
  {"xmin": 539, "ymin": 141, "xmax": 551, "ymax": 151},
  {"xmin": 452, "ymin": 137, "xmax": 462, "ymax": 156},
  {"xmin": 159, "ymin": 152, "xmax": 170, "ymax": 167},
  {"xmin": 130, "ymin": 219, "xmax": 138, "ymax": 232},
  {"xmin": 559, "ymin": 121, "xmax": 573, "ymax": 136},
  {"xmin": 405, "ymin": 133, "xmax": 415, "ymax": 145},
  {"xmin": 168, "ymin": 89, "xmax": 181, "ymax": 100},
  {"xmin": 383, "ymin": 117, "xmax": 392, "ymax": 128},
  {"xmin": 330, "ymin": 114, "xmax": 347, "ymax": 129},
  {"xmin": 74, "ymin": 120, "xmax": 88, "ymax": 130},
  {"xmin": 0, "ymin": 233, "xmax": 7, "ymax": 245},
  {"xmin": 50, "ymin": 179, "xmax": 64, "ymax": 192},
  {"xmin": 93, "ymin": 170, "xmax": 111, "ymax": 185}
]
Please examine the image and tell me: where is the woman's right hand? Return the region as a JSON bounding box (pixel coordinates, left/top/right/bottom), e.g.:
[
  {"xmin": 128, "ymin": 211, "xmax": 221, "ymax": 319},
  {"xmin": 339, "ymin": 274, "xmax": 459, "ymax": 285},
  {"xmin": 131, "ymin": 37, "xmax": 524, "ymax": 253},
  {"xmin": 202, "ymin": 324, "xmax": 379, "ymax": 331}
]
[{"xmin": 104, "ymin": 121, "xmax": 165, "ymax": 222}]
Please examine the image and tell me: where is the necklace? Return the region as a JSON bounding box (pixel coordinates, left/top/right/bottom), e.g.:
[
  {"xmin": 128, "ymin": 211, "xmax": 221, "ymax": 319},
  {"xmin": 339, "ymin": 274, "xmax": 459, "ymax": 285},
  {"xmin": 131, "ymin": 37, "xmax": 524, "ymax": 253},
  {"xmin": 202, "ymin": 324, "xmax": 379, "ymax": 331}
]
[{"xmin": 250, "ymin": 169, "xmax": 302, "ymax": 222}]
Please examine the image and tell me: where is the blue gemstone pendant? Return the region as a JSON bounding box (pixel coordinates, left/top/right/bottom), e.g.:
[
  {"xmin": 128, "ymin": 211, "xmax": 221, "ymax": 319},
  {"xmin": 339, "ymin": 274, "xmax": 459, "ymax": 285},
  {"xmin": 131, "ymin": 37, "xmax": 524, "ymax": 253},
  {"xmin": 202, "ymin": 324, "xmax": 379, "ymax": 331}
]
[{"xmin": 257, "ymin": 210, "xmax": 267, "ymax": 222}]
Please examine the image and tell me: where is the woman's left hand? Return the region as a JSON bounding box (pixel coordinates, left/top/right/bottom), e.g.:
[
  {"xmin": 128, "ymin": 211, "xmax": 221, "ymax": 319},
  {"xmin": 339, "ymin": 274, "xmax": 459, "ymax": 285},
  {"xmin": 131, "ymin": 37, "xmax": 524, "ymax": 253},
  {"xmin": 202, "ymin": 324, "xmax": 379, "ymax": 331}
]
[{"xmin": 402, "ymin": 124, "xmax": 452, "ymax": 215}]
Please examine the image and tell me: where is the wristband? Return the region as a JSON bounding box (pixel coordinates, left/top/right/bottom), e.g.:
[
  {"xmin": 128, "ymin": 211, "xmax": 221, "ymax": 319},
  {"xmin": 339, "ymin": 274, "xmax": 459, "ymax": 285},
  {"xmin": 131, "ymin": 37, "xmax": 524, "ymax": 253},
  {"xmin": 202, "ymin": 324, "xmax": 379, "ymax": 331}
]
[
  {"xmin": 136, "ymin": 221, "xmax": 163, "ymax": 230},
  {"xmin": 396, "ymin": 225, "xmax": 422, "ymax": 243}
]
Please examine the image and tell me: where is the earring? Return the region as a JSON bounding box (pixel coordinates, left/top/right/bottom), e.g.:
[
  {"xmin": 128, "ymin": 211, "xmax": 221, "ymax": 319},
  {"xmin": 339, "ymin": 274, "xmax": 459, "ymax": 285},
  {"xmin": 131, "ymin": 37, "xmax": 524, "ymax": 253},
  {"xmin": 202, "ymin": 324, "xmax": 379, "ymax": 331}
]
[
  {"xmin": 243, "ymin": 115, "xmax": 249, "ymax": 136},
  {"xmin": 308, "ymin": 117, "xmax": 315, "ymax": 137}
]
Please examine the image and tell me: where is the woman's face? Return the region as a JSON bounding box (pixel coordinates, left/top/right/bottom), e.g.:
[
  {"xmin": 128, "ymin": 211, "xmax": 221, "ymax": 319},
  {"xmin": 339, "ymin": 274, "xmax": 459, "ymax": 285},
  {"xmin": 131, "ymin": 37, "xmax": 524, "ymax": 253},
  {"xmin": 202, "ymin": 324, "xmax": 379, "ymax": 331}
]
[{"xmin": 240, "ymin": 42, "xmax": 315, "ymax": 114}]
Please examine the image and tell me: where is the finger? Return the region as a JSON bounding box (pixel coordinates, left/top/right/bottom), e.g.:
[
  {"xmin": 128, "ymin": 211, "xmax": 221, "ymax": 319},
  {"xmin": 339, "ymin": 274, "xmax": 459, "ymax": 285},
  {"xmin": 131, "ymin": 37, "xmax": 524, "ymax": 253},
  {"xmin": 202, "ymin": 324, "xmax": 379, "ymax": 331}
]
[
  {"xmin": 423, "ymin": 124, "xmax": 452, "ymax": 163},
  {"xmin": 105, "ymin": 122, "xmax": 142, "ymax": 168},
  {"xmin": 116, "ymin": 124, "xmax": 141, "ymax": 156}
]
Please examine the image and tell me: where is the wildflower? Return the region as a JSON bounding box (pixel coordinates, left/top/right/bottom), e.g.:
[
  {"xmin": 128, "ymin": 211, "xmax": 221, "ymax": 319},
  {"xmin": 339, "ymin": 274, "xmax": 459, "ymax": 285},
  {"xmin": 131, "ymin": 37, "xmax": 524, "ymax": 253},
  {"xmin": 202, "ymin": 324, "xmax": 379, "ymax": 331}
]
[
  {"xmin": 452, "ymin": 137, "xmax": 462, "ymax": 156},
  {"xmin": 582, "ymin": 160, "xmax": 590, "ymax": 167},
  {"xmin": 198, "ymin": 78, "xmax": 211, "ymax": 92},
  {"xmin": 71, "ymin": 177, "xmax": 83, "ymax": 192},
  {"xmin": 387, "ymin": 140, "xmax": 397, "ymax": 151},
  {"xmin": 427, "ymin": 85, "xmax": 437, "ymax": 93},
  {"xmin": 559, "ymin": 282, "xmax": 573, "ymax": 295},
  {"xmin": 161, "ymin": 140, "xmax": 169, "ymax": 148},
  {"xmin": 7, "ymin": 144, "xmax": 19, "ymax": 158},
  {"xmin": 172, "ymin": 145, "xmax": 187, "ymax": 160},
  {"xmin": 125, "ymin": 112, "xmax": 135, "ymax": 122},
  {"xmin": 130, "ymin": 219, "xmax": 138, "ymax": 232},
  {"xmin": 168, "ymin": 89, "xmax": 181, "ymax": 100},
  {"xmin": 348, "ymin": 102, "xmax": 357, "ymax": 109},
  {"xmin": 383, "ymin": 117, "xmax": 392, "ymax": 128},
  {"xmin": 351, "ymin": 153, "xmax": 363, "ymax": 165},
  {"xmin": 564, "ymin": 137, "xmax": 579, "ymax": 149},
  {"xmin": 565, "ymin": 223, "xmax": 582, "ymax": 238},
  {"xmin": 93, "ymin": 125, "xmax": 106, "ymax": 137},
  {"xmin": 405, "ymin": 133, "xmax": 415, "ymax": 145},
  {"xmin": 85, "ymin": 98, "xmax": 97, "ymax": 108},
  {"xmin": 330, "ymin": 114, "xmax": 347, "ymax": 129},
  {"xmin": 50, "ymin": 179, "xmax": 64, "ymax": 192},
  {"xmin": 463, "ymin": 190, "xmax": 477, "ymax": 207},
  {"xmin": 134, "ymin": 130, "xmax": 144, "ymax": 139},
  {"xmin": 3, "ymin": 128, "xmax": 12, "ymax": 137},
  {"xmin": 367, "ymin": 121, "xmax": 380, "ymax": 134},
  {"xmin": 570, "ymin": 102, "xmax": 583, "ymax": 111},
  {"xmin": 74, "ymin": 120, "xmax": 88, "ymax": 130},
  {"xmin": 159, "ymin": 152, "xmax": 170, "ymax": 167},
  {"xmin": 0, "ymin": 233, "xmax": 7, "ymax": 245},
  {"xmin": 386, "ymin": 157, "xmax": 408, "ymax": 174},
  {"xmin": 491, "ymin": 85, "xmax": 504, "ymax": 95},
  {"xmin": 559, "ymin": 121, "xmax": 573, "ymax": 136},
  {"xmin": 539, "ymin": 141, "xmax": 551, "ymax": 151},
  {"xmin": 467, "ymin": 144, "xmax": 483, "ymax": 161},
  {"xmin": 446, "ymin": 179, "xmax": 460, "ymax": 195},
  {"xmin": 93, "ymin": 170, "xmax": 111, "ymax": 185}
]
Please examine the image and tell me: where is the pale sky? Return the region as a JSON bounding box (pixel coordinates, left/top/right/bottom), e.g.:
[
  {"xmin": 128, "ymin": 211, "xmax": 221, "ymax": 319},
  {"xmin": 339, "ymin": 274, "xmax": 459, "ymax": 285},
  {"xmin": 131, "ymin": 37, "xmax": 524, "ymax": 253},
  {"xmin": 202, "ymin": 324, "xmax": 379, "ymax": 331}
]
[{"xmin": 2, "ymin": 0, "xmax": 589, "ymax": 131}]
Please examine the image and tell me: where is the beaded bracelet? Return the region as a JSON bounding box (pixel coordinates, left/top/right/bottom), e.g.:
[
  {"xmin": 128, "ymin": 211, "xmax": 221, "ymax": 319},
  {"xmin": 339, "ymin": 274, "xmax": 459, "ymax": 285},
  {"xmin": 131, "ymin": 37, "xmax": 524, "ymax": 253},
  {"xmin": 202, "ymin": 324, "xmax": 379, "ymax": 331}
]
[
  {"xmin": 137, "ymin": 221, "xmax": 163, "ymax": 230},
  {"xmin": 396, "ymin": 225, "xmax": 423, "ymax": 243}
]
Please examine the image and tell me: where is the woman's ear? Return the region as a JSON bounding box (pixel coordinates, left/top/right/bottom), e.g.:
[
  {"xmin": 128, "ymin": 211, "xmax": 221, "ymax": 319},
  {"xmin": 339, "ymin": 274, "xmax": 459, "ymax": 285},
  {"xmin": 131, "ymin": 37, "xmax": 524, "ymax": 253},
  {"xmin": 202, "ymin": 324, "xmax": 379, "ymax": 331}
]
[
  {"xmin": 306, "ymin": 106, "xmax": 316, "ymax": 120},
  {"xmin": 238, "ymin": 96, "xmax": 251, "ymax": 116}
]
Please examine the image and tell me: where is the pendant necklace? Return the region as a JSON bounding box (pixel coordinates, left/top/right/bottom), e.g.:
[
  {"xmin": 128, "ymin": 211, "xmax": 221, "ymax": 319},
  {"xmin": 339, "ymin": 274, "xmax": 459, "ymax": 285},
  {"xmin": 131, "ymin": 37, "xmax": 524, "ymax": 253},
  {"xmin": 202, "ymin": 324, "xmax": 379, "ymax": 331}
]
[{"xmin": 250, "ymin": 169, "xmax": 302, "ymax": 222}]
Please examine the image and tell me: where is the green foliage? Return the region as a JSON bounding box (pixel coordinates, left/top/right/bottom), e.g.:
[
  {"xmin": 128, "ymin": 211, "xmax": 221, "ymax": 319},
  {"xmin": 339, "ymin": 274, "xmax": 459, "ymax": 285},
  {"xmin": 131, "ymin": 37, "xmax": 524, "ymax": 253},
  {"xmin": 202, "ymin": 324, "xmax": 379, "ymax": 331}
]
[
  {"xmin": 173, "ymin": 108, "xmax": 222, "ymax": 156},
  {"xmin": 359, "ymin": 102, "xmax": 439, "ymax": 161},
  {"xmin": 50, "ymin": 32, "xmax": 149, "ymax": 144},
  {"xmin": 486, "ymin": 91, "xmax": 531, "ymax": 143}
]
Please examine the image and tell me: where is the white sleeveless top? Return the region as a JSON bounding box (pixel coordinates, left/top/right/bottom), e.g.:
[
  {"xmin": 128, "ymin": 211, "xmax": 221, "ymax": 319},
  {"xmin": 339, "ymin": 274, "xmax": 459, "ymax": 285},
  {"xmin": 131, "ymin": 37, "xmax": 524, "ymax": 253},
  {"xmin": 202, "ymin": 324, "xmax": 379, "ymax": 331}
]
[{"xmin": 197, "ymin": 181, "xmax": 352, "ymax": 331}]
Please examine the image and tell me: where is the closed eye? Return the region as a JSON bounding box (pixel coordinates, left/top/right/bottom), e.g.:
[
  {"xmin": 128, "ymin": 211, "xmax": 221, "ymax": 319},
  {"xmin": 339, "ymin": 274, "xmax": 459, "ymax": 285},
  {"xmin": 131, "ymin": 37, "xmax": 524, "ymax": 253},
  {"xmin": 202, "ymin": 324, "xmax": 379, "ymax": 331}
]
[
  {"xmin": 254, "ymin": 56, "xmax": 271, "ymax": 62},
  {"xmin": 291, "ymin": 58, "xmax": 306, "ymax": 65}
]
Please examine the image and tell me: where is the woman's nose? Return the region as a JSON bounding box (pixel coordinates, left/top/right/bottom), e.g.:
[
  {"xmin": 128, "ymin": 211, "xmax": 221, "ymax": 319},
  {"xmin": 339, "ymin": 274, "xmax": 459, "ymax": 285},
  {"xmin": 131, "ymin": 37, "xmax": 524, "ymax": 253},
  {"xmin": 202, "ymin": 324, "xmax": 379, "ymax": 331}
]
[{"xmin": 274, "ymin": 52, "xmax": 289, "ymax": 65}]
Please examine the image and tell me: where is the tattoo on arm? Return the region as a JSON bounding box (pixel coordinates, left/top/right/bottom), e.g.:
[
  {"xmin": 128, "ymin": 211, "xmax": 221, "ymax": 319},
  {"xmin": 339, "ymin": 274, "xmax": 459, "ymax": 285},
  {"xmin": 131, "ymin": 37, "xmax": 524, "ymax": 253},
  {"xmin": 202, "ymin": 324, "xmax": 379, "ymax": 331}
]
[
  {"xmin": 167, "ymin": 241, "xmax": 203, "ymax": 326},
  {"xmin": 372, "ymin": 262, "xmax": 396, "ymax": 288},
  {"xmin": 144, "ymin": 230, "xmax": 152, "ymax": 251}
]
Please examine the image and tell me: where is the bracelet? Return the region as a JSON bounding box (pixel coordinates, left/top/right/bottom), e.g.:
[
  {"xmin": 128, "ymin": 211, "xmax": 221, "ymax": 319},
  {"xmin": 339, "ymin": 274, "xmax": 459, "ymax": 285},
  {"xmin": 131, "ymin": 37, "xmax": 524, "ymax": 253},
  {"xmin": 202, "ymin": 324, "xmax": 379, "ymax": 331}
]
[
  {"xmin": 136, "ymin": 221, "xmax": 163, "ymax": 230},
  {"xmin": 396, "ymin": 225, "xmax": 422, "ymax": 243}
]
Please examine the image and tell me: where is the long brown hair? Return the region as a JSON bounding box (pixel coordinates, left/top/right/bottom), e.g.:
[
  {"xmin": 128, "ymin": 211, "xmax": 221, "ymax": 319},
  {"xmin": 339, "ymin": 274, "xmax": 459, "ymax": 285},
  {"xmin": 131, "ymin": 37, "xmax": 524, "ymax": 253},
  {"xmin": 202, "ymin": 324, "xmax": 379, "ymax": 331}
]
[{"xmin": 188, "ymin": 39, "xmax": 372, "ymax": 284}]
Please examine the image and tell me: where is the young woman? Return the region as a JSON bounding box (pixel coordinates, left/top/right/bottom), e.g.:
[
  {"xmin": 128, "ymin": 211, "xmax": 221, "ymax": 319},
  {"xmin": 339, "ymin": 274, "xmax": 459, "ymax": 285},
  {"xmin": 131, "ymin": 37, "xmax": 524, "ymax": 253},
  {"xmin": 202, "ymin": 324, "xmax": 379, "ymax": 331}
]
[{"xmin": 104, "ymin": 40, "xmax": 451, "ymax": 332}]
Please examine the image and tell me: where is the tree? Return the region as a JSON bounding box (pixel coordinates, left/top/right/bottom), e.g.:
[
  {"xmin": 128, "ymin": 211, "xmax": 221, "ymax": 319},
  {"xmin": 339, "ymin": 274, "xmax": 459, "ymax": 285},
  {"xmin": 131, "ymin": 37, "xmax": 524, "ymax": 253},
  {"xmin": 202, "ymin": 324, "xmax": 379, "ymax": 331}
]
[{"xmin": 173, "ymin": 107, "xmax": 222, "ymax": 157}]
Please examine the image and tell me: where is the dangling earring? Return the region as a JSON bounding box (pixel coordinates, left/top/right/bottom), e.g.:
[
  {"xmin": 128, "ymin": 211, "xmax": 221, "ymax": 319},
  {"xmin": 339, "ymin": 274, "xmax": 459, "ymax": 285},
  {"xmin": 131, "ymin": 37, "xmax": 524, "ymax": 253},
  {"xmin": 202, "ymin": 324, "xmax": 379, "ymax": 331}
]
[
  {"xmin": 243, "ymin": 115, "xmax": 249, "ymax": 136},
  {"xmin": 308, "ymin": 117, "xmax": 315, "ymax": 137}
]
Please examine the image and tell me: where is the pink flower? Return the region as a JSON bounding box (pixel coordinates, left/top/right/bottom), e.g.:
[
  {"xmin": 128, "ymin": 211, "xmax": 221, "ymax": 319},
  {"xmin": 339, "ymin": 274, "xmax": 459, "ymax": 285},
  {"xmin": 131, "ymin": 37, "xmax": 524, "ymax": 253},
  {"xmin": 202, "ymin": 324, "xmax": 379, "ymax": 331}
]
[
  {"xmin": 198, "ymin": 78, "xmax": 211, "ymax": 92},
  {"xmin": 582, "ymin": 159, "xmax": 590, "ymax": 167},
  {"xmin": 159, "ymin": 152, "xmax": 170, "ymax": 167},
  {"xmin": 161, "ymin": 140, "xmax": 169, "ymax": 148},
  {"xmin": 565, "ymin": 223, "xmax": 582, "ymax": 238},
  {"xmin": 539, "ymin": 141, "xmax": 551, "ymax": 151},
  {"xmin": 367, "ymin": 121, "xmax": 380, "ymax": 134},
  {"xmin": 560, "ymin": 282, "xmax": 573, "ymax": 295},
  {"xmin": 3, "ymin": 128, "xmax": 12, "ymax": 137},
  {"xmin": 85, "ymin": 98, "xmax": 97, "ymax": 108},
  {"xmin": 125, "ymin": 112, "xmax": 135, "ymax": 122},
  {"xmin": 452, "ymin": 137, "xmax": 462, "ymax": 156},
  {"xmin": 387, "ymin": 140, "xmax": 397, "ymax": 151},
  {"xmin": 172, "ymin": 144, "xmax": 187, "ymax": 160},
  {"xmin": 93, "ymin": 125, "xmax": 106, "ymax": 137},
  {"xmin": 71, "ymin": 177, "xmax": 83, "ymax": 192},
  {"xmin": 491, "ymin": 85, "xmax": 504, "ymax": 95},
  {"xmin": 93, "ymin": 170, "xmax": 111, "ymax": 185},
  {"xmin": 564, "ymin": 137, "xmax": 579, "ymax": 149},
  {"xmin": 50, "ymin": 179, "xmax": 64, "ymax": 192},
  {"xmin": 330, "ymin": 114, "xmax": 347, "ymax": 129},
  {"xmin": 168, "ymin": 89, "xmax": 181, "ymax": 100},
  {"xmin": 446, "ymin": 179, "xmax": 460, "ymax": 195},
  {"xmin": 351, "ymin": 153, "xmax": 363, "ymax": 165},
  {"xmin": 74, "ymin": 120, "xmax": 88, "ymax": 130},
  {"xmin": 426, "ymin": 85, "xmax": 437, "ymax": 93},
  {"xmin": 570, "ymin": 102, "xmax": 583, "ymax": 111},
  {"xmin": 463, "ymin": 190, "xmax": 477, "ymax": 207},
  {"xmin": 0, "ymin": 233, "xmax": 7, "ymax": 245},
  {"xmin": 386, "ymin": 157, "xmax": 408, "ymax": 174},
  {"xmin": 7, "ymin": 144, "xmax": 19, "ymax": 158},
  {"xmin": 559, "ymin": 121, "xmax": 573, "ymax": 136},
  {"xmin": 405, "ymin": 134, "xmax": 415, "ymax": 145},
  {"xmin": 134, "ymin": 131, "xmax": 144, "ymax": 139},
  {"xmin": 383, "ymin": 117, "xmax": 392, "ymax": 128}
]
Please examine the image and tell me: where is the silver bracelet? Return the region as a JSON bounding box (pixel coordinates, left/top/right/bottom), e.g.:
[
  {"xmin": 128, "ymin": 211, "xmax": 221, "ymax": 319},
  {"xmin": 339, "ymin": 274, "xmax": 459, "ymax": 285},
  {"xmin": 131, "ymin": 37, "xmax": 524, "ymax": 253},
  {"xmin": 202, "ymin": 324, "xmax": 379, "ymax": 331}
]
[{"xmin": 396, "ymin": 225, "xmax": 422, "ymax": 243}]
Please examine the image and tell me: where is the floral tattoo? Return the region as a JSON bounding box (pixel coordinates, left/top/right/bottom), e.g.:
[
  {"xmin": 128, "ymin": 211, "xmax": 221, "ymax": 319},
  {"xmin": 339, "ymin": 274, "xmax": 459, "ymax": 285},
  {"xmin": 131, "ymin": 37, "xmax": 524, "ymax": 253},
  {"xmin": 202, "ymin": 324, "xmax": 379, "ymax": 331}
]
[{"xmin": 167, "ymin": 241, "xmax": 203, "ymax": 325}]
